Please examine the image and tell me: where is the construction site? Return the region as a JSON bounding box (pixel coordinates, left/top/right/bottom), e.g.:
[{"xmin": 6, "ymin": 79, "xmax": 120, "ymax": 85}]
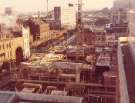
[
  {"xmin": 0, "ymin": 34, "xmax": 117, "ymax": 103},
  {"xmin": 0, "ymin": 0, "xmax": 126, "ymax": 103}
]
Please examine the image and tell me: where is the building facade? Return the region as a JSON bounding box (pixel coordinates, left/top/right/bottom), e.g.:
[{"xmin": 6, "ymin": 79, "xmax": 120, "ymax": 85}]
[
  {"xmin": 61, "ymin": 6, "xmax": 76, "ymax": 29},
  {"xmin": 111, "ymin": 9, "xmax": 127, "ymax": 25},
  {"xmin": 113, "ymin": 0, "xmax": 131, "ymax": 10},
  {"xmin": 128, "ymin": 4, "xmax": 135, "ymax": 62},
  {"xmin": 54, "ymin": 7, "xmax": 61, "ymax": 21},
  {"xmin": 125, "ymin": 0, "xmax": 135, "ymax": 78},
  {"xmin": 0, "ymin": 26, "xmax": 31, "ymax": 62},
  {"xmin": 118, "ymin": 1, "xmax": 135, "ymax": 103},
  {"xmin": 22, "ymin": 26, "xmax": 30, "ymax": 59}
]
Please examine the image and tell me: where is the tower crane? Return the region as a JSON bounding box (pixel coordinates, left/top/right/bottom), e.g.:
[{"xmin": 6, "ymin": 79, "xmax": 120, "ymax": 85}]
[
  {"xmin": 68, "ymin": 0, "xmax": 83, "ymax": 45},
  {"xmin": 77, "ymin": 0, "xmax": 83, "ymax": 33},
  {"xmin": 76, "ymin": 0, "xmax": 85, "ymax": 62},
  {"xmin": 76, "ymin": 0, "xmax": 84, "ymax": 46}
]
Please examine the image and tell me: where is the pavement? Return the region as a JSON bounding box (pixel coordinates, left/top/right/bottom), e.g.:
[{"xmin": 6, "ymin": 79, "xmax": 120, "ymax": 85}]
[{"xmin": 122, "ymin": 44, "xmax": 135, "ymax": 103}]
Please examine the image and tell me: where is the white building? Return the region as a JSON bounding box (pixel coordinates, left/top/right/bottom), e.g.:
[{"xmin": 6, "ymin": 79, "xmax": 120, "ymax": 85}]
[
  {"xmin": 61, "ymin": 6, "xmax": 76, "ymax": 29},
  {"xmin": 22, "ymin": 26, "xmax": 30, "ymax": 59}
]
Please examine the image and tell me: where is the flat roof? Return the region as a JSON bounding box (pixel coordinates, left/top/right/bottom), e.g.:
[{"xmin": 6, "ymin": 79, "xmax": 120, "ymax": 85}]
[
  {"xmin": 96, "ymin": 53, "xmax": 111, "ymax": 67},
  {"xmin": 51, "ymin": 90, "xmax": 68, "ymax": 96},
  {"xmin": 21, "ymin": 61, "xmax": 94, "ymax": 70},
  {"xmin": 0, "ymin": 91, "xmax": 83, "ymax": 103},
  {"xmin": 0, "ymin": 92, "xmax": 16, "ymax": 103}
]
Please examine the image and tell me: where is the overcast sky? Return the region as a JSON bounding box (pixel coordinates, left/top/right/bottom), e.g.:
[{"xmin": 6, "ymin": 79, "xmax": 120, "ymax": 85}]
[{"xmin": 0, "ymin": 0, "xmax": 114, "ymax": 13}]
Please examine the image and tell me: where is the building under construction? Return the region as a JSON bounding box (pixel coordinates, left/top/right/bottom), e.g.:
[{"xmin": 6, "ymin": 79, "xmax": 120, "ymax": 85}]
[
  {"xmin": 0, "ymin": 30, "xmax": 117, "ymax": 103},
  {"xmin": 0, "ymin": 0, "xmax": 120, "ymax": 103}
]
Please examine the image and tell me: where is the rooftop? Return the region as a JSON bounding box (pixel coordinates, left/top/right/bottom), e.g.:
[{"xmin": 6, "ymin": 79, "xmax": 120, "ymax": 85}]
[
  {"xmin": 96, "ymin": 53, "xmax": 111, "ymax": 67},
  {"xmin": 0, "ymin": 91, "xmax": 83, "ymax": 103}
]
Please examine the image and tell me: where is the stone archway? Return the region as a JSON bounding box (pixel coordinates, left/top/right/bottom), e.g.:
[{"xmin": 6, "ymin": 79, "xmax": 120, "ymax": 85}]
[{"xmin": 15, "ymin": 47, "xmax": 23, "ymax": 65}]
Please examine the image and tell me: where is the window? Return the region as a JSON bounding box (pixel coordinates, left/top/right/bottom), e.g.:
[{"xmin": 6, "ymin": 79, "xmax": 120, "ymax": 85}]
[
  {"xmin": 6, "ymin": 44, "xmax": 8, "ymax": 48},
  {"xmin": 3, "ymin": 44, "xmax": 4, "ymax": 49},
  {"xmin": 9, "ymin": 43, "xmax": 11, "ymax": 48},
  {"xmin": 10, "ymin": 51, "xmax": 12, "ymax": 57}
]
